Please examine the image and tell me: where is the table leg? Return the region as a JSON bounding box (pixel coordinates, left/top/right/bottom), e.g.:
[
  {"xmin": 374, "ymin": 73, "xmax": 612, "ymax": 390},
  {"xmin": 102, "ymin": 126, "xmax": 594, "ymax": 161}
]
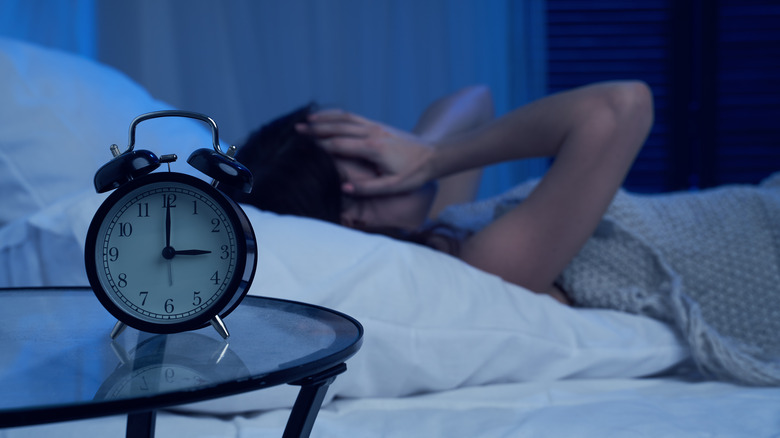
[
  {"xmin": 126, "ymin": 410, "xmax": 156, "ymax": 438},
  {"xmin": 282, "ymin": 363, "xmax": 347, "ymax": 438}
]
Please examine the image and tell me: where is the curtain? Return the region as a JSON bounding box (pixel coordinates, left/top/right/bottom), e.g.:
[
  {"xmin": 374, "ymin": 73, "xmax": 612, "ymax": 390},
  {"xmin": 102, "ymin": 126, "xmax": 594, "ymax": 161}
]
[
  {"xmin": 0, "ymin": 0, "xmax": 96, "ymax": 57},
  {"xmin": 0, "ymin": 0, "xmax": 547, "ymax": 199}
]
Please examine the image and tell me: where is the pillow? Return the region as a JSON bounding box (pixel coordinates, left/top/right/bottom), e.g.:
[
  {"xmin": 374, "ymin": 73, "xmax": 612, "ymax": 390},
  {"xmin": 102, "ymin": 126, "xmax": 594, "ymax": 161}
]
[
  {"xmin": 244, "ymin": 207, "xmax": 690, "ymax": 398},
  {"xmin": 0, "ymin": 190, "xmax": 689, "ymax": 413},
  {"xmin": 0, "ymin": 38, "xmax": 211, "ymax": 227}
]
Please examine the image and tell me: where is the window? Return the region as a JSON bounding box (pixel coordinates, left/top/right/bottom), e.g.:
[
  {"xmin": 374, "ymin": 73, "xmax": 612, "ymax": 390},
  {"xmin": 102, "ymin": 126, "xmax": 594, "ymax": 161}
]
[{"xmin": 546, "ymin": 0, "xmax": 780, "ymax": 192}]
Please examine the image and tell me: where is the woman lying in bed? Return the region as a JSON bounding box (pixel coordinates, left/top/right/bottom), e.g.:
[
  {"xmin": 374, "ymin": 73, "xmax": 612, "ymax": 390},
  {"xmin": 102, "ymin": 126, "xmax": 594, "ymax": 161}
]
[
  {"xmin": 232, "ymin": 81, "xmax": 650, "ymax": 304},
  {"xmin": 227, "ymin": 81, "xmax": 780, "ymax": 386}
]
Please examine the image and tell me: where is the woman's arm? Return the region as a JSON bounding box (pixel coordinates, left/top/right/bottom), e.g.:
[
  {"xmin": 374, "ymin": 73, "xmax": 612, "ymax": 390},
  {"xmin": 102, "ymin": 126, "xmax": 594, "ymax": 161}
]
[
  {"xmin": 310, "ymin": 81, "xmax": 653, "ymax": 293},
  {"xmin": 453, "ymin": 81, "xmax": 653, "ymax": 293},
  {"xmin": 300, "ymin": 86, "xmax": 495, "ymax": 219},
  {"xmin": 410, "ymin": 85, "xmax": 494, "ymax": 218}
]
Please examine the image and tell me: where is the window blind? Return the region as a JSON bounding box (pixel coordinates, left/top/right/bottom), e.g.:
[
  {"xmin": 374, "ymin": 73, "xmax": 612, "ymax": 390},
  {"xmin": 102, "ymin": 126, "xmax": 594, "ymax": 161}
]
[{"xmin": 546, "ymin": 0, "xmax": 780, "ymax": 192}]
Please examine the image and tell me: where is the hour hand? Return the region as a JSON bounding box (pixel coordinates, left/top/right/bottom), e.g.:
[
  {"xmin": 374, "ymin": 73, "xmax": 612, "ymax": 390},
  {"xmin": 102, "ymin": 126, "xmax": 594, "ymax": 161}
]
[
  {"xmin": 173, "ymin": 249, "xmax": 212, "ymax": 256},
  {"xmin": 165, "ymin": 200, "xmax": 172, "ymax": 248}
]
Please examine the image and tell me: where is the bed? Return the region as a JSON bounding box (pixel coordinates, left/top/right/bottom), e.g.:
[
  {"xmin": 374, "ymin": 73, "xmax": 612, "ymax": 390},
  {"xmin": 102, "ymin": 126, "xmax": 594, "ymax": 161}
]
[{"xmin": 1, "ymin": 37, "xmax": 779, "ymax": 437}]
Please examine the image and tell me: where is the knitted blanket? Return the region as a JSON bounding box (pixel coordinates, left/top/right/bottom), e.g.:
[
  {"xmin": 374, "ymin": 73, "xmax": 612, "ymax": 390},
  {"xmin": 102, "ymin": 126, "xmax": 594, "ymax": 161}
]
[{"xmin": 438, "ymin": 175, "xmax": 780, "ymax": 385}]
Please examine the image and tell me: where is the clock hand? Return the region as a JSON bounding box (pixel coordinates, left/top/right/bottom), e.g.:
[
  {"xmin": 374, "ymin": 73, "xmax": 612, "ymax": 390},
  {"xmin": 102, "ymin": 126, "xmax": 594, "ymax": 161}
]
[
  {"xmin": 162, "ymin": 203, "xmax": 176, "ymax": 290},
  {"xmin": 173, "ymin": 249, "xmax": 212, "ymax": 256},
  {"xmin": 165, "ymin": 198, "xmax": 172, "ymax": 248},
  {"xmin": 162, "ymin": 247, "xmax": 211, "ymax": 258}
]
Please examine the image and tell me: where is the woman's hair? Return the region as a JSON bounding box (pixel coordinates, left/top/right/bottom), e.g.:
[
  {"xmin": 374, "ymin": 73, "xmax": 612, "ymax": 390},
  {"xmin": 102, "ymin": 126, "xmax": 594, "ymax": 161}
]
[
  {"xmin": 227, "ymin": 103, "xmax": 466, "ymax": 255},
  {"xmin": 226, "ymin": 103, "xmax": 343, "ymax": 224}
]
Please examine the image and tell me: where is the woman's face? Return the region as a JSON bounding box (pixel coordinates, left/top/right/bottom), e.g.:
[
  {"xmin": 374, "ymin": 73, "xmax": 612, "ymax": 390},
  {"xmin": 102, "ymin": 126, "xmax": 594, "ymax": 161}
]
[{"xmin": 335, "ymin": 157, "xmax": 436, "ymax": 231}]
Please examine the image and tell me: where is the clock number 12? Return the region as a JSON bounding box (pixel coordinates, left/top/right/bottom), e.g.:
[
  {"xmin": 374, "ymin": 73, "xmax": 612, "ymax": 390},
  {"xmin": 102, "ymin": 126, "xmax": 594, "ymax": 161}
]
[{"xmin": 162, "ymin": 194, "xmax": 177, "ymax": 208}]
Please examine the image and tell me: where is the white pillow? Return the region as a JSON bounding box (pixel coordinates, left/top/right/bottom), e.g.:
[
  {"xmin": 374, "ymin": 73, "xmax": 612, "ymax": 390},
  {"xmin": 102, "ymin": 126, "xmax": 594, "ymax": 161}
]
[
  {"xmin": 0, "ymin": 38, "xmax": 210, "ymax": 226},
  {"xmin": 246, "ymin": 207, "xmax": 689, "ymax": 397}
]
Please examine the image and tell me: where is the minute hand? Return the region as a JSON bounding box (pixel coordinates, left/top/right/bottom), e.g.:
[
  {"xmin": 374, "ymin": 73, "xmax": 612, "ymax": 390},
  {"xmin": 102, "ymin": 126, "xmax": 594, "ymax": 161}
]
[{"xmin": 173, "ymin": 249, "xmax": 212, "ymax": 256}]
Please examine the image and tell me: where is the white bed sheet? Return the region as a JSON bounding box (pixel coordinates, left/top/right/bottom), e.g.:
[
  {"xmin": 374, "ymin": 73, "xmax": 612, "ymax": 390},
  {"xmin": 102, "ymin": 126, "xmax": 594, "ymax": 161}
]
[{"xmin": 4, "ymin": 377, "xmax": 779, "ymax": 437}]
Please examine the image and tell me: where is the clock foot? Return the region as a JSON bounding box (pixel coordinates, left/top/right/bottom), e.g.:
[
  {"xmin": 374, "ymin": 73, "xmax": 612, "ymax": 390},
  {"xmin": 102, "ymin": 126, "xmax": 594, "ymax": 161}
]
[
  {"xmin": 110, "ymin": 321, "xmax": 128, "ymax": 339},
  {"xmin": 109, "ymin": 340, "xmax": 131, "ymax": 365},
  {"xmin": 210, "ymin": 315, "xmax": 230, "ymax": 340}
]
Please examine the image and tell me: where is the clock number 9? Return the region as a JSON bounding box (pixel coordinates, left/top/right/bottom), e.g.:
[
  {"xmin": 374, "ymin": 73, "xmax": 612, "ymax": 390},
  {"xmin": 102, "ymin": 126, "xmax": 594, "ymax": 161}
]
[{"xmin": 109, "ymin": 247, "xmax": 119, "ymax": 262}]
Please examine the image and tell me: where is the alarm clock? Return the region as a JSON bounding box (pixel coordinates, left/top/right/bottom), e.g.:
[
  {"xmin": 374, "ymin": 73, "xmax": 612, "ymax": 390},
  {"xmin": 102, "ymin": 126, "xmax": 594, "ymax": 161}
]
[{"xmin": 85, "ymin": 110, "xmax": 257, "ymax": 340}]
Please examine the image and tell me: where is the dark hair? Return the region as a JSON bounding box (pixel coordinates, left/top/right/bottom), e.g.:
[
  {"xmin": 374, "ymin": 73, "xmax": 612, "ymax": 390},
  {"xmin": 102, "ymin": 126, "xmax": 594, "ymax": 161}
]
[
  {"xmin": 226, "ymin": 103, "xmax": 343, "ymax": 224},
  {"xmin": 227, "ymin": 103, "xmax": 467, "ymax": 255}
]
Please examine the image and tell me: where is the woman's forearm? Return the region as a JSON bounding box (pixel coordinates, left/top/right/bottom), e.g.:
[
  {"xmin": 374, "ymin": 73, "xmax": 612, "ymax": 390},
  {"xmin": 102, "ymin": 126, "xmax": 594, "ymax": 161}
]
[
  {"xmin": 412, "ymin": 85, "xmax": 495, "ymax": 142},
  {"xmin": 456, "ymin": 80, "xmax": 654, "ymax": 292},
  {"xmin": 411, "ymin": 85, "xmax": 495, "ymax": 217},
  {"xmin": 304, "ymin": 80, "xmax": 651, "ymax": 206},
  {"xmin": 429, "ymin": 81, "xmax": 650, "ymax": 181}
]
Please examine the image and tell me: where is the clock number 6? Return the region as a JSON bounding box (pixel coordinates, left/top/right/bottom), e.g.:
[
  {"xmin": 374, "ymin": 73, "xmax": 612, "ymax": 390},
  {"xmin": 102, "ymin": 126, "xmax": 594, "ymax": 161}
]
[{"xmin": 165, "ymin": 298, "xmax": 175, "ymax": 313}]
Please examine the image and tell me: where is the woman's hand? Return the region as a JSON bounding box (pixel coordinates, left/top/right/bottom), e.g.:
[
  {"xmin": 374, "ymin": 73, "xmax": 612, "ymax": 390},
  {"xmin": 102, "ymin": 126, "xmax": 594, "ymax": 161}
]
[{"xmin": 296, "ymin": 110, "xmax": 435, "ymax": 196}]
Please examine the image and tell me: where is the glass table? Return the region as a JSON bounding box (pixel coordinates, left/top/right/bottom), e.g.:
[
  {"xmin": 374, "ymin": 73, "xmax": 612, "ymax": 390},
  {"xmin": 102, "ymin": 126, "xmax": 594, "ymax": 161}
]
[{"xmin": 0, "ymin": 287, "xmax": 363, "ymax": 438}]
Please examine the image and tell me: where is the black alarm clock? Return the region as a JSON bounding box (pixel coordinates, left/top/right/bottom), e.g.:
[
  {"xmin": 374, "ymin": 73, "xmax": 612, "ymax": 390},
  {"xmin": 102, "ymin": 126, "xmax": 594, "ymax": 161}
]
[{"xmin": 85, "ymin": 110, "xmax": 257, "ymax": 340}]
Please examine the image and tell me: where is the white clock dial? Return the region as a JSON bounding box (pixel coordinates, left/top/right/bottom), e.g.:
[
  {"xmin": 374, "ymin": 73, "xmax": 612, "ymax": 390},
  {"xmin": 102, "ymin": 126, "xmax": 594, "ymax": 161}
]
[{"xmin": 87, "ymin": 173, "xmax": 252, "ymax": 331}]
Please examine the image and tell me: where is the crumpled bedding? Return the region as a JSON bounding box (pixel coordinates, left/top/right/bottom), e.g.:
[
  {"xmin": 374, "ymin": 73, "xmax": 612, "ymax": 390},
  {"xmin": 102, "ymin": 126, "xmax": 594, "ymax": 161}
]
[{"xmin": 439, "ymin": 174, "xmax": 780, "ymax": 385}]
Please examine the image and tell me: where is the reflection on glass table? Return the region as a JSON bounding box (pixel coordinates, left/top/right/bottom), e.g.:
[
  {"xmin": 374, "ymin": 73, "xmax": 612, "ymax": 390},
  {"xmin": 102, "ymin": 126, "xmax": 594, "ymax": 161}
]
[
  {"xmin": 95, "ymin": 333, "xmax": 250, "ymax": 402},
  {"xmin": 0, "ymin": 287, "xmax": 363, "ymax": 438}
]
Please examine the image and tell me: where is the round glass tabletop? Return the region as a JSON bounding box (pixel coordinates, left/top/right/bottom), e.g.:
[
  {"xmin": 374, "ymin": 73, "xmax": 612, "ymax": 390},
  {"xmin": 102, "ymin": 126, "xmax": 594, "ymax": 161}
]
[{"xmin": 0, "ymin": 287, "xmax": 363, "ymax": 427}]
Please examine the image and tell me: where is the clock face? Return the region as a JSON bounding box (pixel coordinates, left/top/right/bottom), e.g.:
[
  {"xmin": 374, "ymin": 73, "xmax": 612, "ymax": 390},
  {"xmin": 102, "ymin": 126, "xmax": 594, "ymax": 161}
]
[{"xmin": 86, "ymin": 172, "xmax": 253, "ymax": 332}]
